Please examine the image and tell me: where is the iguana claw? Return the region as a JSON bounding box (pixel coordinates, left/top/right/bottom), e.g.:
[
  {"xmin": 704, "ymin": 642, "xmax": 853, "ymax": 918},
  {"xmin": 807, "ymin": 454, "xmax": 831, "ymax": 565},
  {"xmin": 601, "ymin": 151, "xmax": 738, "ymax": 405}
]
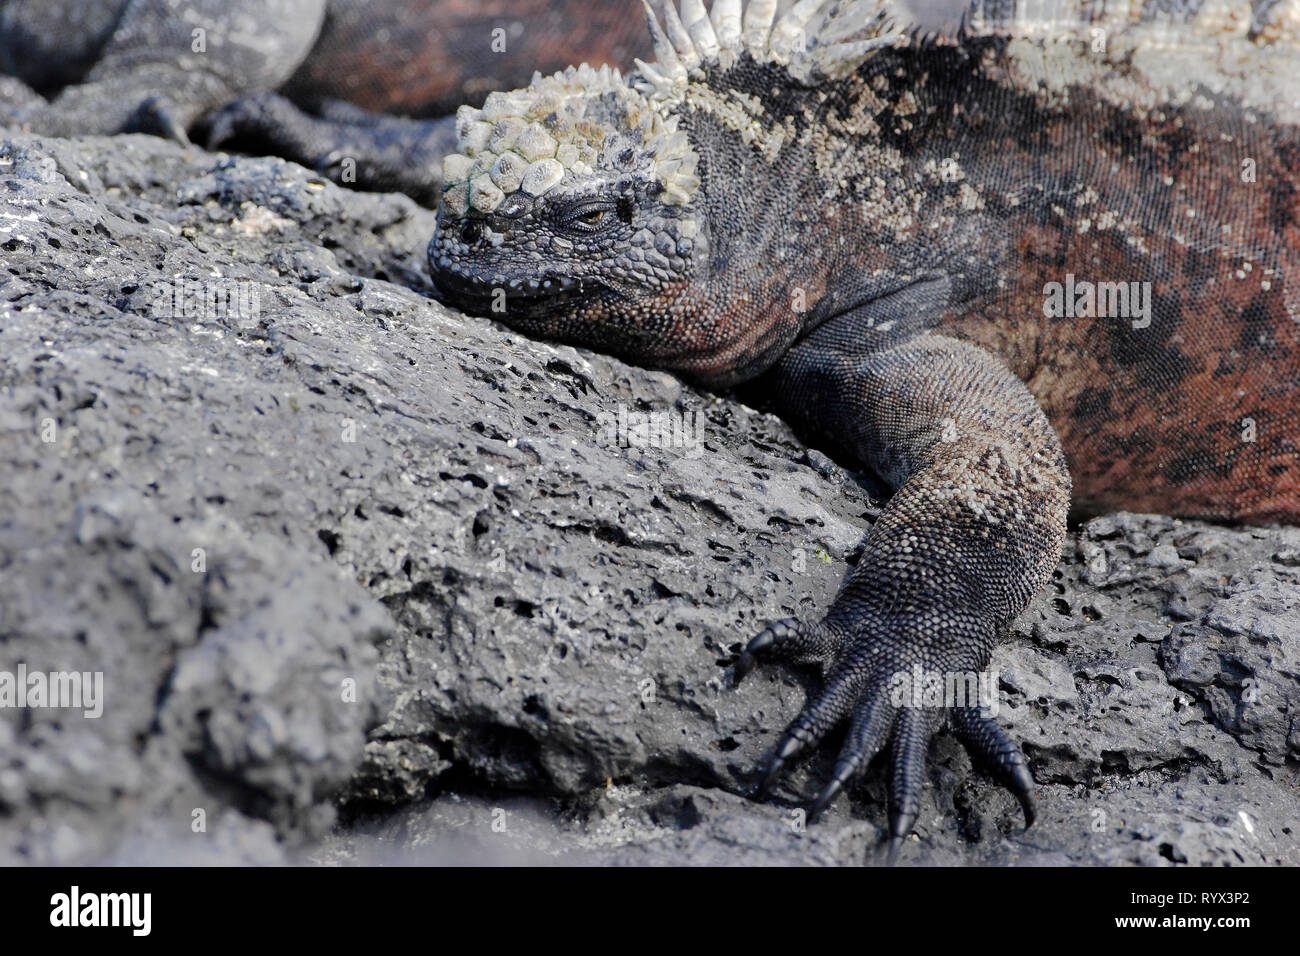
[{"xmin": 736, "ymin": 606, "xmax": 1037, "ymax": 863}]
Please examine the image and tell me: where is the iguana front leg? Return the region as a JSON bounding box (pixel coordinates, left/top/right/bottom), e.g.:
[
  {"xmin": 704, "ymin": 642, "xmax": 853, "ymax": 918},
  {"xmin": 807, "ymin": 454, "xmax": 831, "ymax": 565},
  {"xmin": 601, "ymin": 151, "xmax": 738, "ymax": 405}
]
[
  {"xmin": 736, "ymin": 325, "xmax": 1071, "ymax": 861},
  {"xmin": 202, "ymin": 95, "xmax": 456, "ymax": 207}
]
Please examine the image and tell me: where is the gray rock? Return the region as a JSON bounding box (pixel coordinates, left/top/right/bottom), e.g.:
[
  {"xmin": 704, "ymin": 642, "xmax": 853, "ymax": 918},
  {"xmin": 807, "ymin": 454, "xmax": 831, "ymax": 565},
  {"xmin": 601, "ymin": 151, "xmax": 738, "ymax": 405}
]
[{"xmin": 0, "ymin": 129, "xmax": 1296, "ymax": 865}]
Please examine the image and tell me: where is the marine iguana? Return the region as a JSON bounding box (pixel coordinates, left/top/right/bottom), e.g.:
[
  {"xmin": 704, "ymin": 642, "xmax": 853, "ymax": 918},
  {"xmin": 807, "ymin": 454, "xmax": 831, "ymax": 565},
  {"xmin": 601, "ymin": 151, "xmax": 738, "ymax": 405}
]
[
  {"xmin": 425, "ymin": 0, "xmax": 1300, "ymax": 860},
  {"xmin": 0, "ymin": 0, "xmax": 648, "ymax": 204}
]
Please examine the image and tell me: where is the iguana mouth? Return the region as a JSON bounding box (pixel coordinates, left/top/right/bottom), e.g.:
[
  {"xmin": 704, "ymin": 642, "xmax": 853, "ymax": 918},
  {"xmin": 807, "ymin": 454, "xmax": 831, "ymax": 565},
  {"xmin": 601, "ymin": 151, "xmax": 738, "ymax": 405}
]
[{"xmin": 428, "ymin": 264, "xmax": 594, "ymax": 317}]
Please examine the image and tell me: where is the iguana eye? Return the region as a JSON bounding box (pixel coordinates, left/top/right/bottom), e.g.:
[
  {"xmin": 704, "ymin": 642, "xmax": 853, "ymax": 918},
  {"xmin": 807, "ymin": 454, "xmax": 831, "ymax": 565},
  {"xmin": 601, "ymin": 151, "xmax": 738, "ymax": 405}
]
[{"xmin": 560, "ymin": 202, "xmax": 615, "ymax": 233}]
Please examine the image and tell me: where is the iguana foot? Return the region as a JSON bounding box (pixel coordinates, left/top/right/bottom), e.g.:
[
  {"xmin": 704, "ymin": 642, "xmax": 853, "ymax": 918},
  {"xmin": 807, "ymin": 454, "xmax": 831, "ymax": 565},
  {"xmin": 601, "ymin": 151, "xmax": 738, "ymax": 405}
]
[
  {"xmin": 734, "ymin": 611, "xmax": 1036, "ymax": 863},
  {"xmin": 202, "ymin": 93, "xmax": 455, "ymax": 206},
  {"xmin": 126, "ymin": 96, "xmax": 190, "ymax": 145},
  {"xmin": 203, "ymin": 91, "xmax": 316, "ymax": 154}
]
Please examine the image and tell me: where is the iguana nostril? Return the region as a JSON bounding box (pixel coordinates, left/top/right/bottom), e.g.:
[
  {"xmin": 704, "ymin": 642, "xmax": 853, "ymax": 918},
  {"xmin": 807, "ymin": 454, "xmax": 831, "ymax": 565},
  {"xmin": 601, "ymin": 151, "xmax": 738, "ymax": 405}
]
[{"xmin": 461, "ymin": 220, "xmax": 482, "ymax": 243}]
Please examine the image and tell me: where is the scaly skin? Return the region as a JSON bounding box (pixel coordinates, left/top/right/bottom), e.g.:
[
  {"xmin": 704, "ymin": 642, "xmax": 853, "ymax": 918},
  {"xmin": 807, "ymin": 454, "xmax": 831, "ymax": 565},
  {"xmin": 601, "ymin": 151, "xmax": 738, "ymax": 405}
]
[{"xmin": 426, "ymin": 0, "xmax": 1300, "ymax": 860}]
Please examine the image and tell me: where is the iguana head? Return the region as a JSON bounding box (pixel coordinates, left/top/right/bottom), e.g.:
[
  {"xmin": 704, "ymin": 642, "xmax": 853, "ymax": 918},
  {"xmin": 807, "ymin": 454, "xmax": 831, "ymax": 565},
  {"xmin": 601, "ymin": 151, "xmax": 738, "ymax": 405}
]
[
  {"xmin": 426, "ymin": 59, "xmax": 717, "ymax": 369},
  {"xmin": 427, "ymin": 0, "xmax": 908, "ymax": 386}
]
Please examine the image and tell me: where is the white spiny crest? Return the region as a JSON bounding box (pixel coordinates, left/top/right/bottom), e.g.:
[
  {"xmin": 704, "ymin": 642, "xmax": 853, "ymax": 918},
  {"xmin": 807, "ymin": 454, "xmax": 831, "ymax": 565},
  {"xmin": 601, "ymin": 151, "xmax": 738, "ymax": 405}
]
[
  {"xmin": 741, "ymin": 0, "xmax": 780, "ymax": 54},
  {"xmin": 634, "ymin": 0, "xmax": 908, "ymax": 96},
  {"xmin": 662, "ymin": 0, "xmax": 701, "ymax": 68},
  {"xmin": 711, "ymin": 0, "xmax": 743, "ymax": 50},
  {"xmin": 681, "ymin": 0, "xmax": 721, "ymax": 59},
  {"xmin": 632, "ymin": 0, "xmax": 1300, "ymax": 95}
]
